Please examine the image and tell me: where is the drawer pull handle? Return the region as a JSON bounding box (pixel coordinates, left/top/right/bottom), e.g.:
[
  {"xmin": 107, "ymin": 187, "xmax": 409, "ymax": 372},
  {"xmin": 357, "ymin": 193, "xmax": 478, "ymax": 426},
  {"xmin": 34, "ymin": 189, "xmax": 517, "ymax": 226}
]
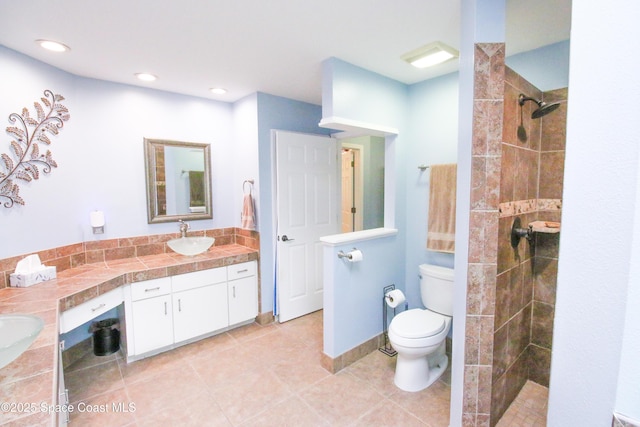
[
  {"xmin": 178, "ymin": 299, "xmax": 182, "ymax": 312},
  {"xmin": 145, "ymin": 286, "xmax": 161, "ymax": 292},
  {"xmin": 91, "ymin": 303, "xmax": 106, "ymax": 312},
  {"xmin": 237, "ymin": 269, "xmax": 249, "ymax": 274},
  {"xmin": 164, "ymin": 301, "xmax": 168, "ymax": 315}
]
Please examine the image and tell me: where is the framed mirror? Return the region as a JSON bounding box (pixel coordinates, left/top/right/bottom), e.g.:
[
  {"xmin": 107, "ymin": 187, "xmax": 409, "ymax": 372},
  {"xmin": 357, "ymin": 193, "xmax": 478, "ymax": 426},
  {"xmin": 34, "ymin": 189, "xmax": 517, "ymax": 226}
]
[{"xmin": 144, "ymin": 138, "xmax": 212, "ymax": 223}]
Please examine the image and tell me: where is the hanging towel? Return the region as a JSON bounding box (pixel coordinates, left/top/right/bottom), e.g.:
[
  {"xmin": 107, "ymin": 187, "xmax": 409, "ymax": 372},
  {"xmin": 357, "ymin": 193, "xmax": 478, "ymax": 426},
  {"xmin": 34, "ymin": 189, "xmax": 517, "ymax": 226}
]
[
  {"xmin": 427, "ymin": 163, "xmax": 457, "ymax": 253},
  {"xmin": 241, "ymin": 193, "xmax": 256, "ymax": 230},
  {"xmin": 188, "ymin": 171, "xmax": 205, "ymax": 207}
]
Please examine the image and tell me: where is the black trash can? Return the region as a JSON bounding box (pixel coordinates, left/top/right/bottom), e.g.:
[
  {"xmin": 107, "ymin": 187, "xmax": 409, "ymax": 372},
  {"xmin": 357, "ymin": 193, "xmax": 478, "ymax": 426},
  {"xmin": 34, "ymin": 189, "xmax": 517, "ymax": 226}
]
[{"xmin": 90, "ymin": 319, "xmax": 120, "ymax": 356}]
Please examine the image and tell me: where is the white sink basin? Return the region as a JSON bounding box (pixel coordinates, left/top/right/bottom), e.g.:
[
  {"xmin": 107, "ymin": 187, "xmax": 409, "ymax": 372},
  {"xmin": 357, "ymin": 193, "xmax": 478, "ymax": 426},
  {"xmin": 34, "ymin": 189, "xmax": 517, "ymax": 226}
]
[
  {"xmin": 167, "ymin": 236, "xmax": 215, "ymax": 256},
  {"xmin": 0, "ymin": 314, "xmax": 44, "ymax": 369}
]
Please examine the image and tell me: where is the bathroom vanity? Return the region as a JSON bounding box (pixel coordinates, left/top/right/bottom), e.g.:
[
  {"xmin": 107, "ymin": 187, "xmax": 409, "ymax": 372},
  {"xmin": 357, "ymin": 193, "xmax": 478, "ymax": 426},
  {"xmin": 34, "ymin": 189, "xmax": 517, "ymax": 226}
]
[
  {"xmin": 0, "ymin": 243, "xmax": 258, "ymax": 426},
  {"xmin": 58, "ymin": 260, "xmax": 258, "ymax": 361},
  {"xmin": 124, "ymin": 261, "xmax": 258, "ymax": 360}
]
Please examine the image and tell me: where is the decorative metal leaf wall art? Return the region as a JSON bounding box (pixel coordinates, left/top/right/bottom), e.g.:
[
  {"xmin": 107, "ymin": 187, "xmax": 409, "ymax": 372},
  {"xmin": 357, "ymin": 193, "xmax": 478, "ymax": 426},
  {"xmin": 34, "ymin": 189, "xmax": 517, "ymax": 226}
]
[{"xmin": 0, "ymin": 89, "xmax": 70, "ymax": 208}]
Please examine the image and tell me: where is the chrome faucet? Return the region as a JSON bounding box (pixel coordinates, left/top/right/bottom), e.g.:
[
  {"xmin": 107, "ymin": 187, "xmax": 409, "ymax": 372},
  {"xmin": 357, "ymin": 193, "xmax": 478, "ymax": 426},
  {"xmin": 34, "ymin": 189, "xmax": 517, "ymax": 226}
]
[{"xmin": 178, "ymin": 219, "xmax": 190, "ymax": 238}]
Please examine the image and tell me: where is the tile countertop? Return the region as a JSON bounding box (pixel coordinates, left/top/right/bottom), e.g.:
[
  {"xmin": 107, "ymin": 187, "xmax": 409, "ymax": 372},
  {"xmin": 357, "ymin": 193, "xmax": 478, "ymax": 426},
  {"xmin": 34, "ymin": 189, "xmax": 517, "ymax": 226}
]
[{"xmin": 0, "ymin": 244, "xmax": 258, "ymax": 426}]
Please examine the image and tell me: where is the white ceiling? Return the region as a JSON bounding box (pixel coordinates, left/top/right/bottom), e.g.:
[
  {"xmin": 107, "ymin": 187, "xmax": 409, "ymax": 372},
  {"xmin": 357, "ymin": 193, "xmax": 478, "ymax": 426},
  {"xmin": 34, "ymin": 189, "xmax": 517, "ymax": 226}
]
[{"xmin": 0, "ymin": 0, "xmax": 571, "ymax": 105}]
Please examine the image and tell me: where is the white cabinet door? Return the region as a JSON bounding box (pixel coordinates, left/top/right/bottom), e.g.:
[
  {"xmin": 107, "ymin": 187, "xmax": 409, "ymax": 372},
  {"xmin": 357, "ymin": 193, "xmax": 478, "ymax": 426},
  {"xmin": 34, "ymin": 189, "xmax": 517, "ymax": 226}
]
[
  {"xmin": 131, "ymin": 295, "xmax": 173, "ymax": 355},
  {"xmin": 173, "ymin": 283, "xmax": 228, "ymax": 343},
  {"xmin": 228, "ymin": 275, "xmax": 258, "ymax": 326}
]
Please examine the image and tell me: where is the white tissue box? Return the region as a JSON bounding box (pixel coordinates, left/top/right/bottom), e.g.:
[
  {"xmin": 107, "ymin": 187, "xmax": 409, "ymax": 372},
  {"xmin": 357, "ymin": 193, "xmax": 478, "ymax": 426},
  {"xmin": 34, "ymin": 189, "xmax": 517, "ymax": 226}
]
[{"xmin": 9, "ymin": 266, "xmax": 57, "ymax": 287}]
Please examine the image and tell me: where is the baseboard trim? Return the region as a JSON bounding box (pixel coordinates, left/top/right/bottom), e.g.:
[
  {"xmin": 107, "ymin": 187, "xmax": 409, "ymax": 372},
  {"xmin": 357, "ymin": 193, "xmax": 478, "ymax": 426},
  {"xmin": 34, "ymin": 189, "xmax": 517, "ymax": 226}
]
[
  {"xmin": 321, "ymin": 333, "xmax": 385, "ymax": 373},
  {"xmin": 255, "ymin": 311, "xmax": 274, "ymax": 325}
]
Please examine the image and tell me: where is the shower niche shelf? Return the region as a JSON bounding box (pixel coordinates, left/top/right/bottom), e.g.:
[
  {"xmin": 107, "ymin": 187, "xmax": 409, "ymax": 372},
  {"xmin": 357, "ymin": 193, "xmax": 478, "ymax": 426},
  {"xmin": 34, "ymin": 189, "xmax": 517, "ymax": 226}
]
[{"xmin": 528, "ymin": 221, "xmax": 561, "ymax": 234}]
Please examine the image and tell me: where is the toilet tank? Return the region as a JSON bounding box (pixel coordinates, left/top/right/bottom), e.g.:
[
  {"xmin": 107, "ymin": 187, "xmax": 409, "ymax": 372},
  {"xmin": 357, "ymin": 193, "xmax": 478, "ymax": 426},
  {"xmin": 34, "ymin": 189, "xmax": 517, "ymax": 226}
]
[{"xmin": 419, "ymin": 264, "xmax": 454, "ymax": 316}]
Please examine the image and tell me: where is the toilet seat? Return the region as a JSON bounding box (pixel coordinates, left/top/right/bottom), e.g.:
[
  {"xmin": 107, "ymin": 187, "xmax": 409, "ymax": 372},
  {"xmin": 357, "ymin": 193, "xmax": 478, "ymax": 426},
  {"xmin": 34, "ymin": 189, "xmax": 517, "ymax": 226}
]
[
  {"xmin": 389, "ymin": 308, "xmax": 448, "ymax": 348},
  {"xmin": 390, "ymin": 309, "xmax": 445, "ymax": 338}
]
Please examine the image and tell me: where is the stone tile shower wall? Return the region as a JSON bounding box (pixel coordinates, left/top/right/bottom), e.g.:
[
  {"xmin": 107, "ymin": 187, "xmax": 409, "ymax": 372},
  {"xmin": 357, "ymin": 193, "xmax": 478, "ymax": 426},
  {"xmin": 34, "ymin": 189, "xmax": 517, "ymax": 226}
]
[
  {"xmin": 463, "ymin": 43, "xmax": 504, "ymax": 427},
  {"xmin": 462, "ymin": 44, "xmax": 567, "ymax": 426},
  {"xmin": 491, "ymin": 67, "xmax": 567, "ymax": 422}
]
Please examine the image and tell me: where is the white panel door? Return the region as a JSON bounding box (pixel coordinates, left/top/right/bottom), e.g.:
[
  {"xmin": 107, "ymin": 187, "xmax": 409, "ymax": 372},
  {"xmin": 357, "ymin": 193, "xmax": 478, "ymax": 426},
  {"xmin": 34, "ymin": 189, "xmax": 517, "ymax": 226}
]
[{"xmin": 276, "ymin": 131, "xmax": 338, "ymax": 322}]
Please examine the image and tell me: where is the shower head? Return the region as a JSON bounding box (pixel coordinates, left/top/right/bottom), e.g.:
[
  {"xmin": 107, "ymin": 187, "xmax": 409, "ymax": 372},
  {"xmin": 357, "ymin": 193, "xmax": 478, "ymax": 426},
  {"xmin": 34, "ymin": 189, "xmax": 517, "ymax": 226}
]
[{"xmin": 518, "ymin": 94, "xmax": 561, "ymax": 119}]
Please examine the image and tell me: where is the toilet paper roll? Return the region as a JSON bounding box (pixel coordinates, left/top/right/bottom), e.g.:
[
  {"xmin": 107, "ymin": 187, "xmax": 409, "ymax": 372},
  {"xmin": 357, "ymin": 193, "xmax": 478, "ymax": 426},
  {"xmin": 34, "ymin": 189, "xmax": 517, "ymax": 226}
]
[
  {"xmin": 385, "ymin": 289, "xmax": 406, "ymax": 308},
  {"xmin": 347, "ymin": 249, "xmax": 363, "ymax": 263}
]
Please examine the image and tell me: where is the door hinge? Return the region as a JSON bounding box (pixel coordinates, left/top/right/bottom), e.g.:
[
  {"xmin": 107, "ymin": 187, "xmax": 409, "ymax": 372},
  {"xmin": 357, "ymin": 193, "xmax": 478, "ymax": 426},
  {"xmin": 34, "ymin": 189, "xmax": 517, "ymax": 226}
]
[
  {"xmin": 351, "ymin": 160, "xmax": 355, "ymax": 167},
  {"xmin": 351, "ymin": 207, "xmax": 356, "ymax": 214}
]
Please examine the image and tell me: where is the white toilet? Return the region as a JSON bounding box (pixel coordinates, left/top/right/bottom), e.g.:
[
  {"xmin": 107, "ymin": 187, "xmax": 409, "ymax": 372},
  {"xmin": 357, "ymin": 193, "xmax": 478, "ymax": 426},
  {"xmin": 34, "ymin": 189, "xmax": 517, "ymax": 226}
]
[{"xmin": 388, "ymin": 263, "xmax": 454, "ymax": 392}]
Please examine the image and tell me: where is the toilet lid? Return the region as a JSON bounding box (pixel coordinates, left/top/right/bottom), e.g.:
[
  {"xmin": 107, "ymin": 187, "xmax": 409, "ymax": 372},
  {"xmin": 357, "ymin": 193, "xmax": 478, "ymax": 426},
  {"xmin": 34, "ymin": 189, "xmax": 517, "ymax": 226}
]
[{"xmin": 390, "ymin": 309, "xmax": 445, "ymax": 338}]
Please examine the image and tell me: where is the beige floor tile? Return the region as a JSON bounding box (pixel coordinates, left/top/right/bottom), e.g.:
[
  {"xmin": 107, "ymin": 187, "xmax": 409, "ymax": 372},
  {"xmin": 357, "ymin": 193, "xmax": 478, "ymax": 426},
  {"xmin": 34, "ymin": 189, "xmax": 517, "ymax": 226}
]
[
  {"xmin": 126, "ymin": 364, "xmax": 208, "ymax": 418},
  {"xmin": 135, "ymin": 392, "xmax": 232, "ymax": 427},
  {"xmin": 247, "ymin": 328, "xmax": 311, "ymax": 367},
  {"xmin": 65, "ymin": 359, "xmax": 124, "ymax": 403},
  {"xmin": 276, "ymin": 310, "xmax": 324, "ymax": 350},
  {"xmin": 69, "ymin": 387, "xmax": 136, "ymax": 427},
  {"xmin": 189, "ymin": 343, "xmax": 265, "ymax": 389},
  {"xmin": 175, "ymin": 331, "xmax": 240, "ymax": 359},
  {"xmin": 352, "ymin": 399, "xmax": 427, "ymax": 426},
  {"xmin": 268, "ymin": 346, "xmax": 331, "ymax": 392},
  {"xmin": 65, "ymin": 349, "xmax": 121, "ymax": 373},
  {"xmin": 388, "ymin": 379, "xmax": 451, "ymax": 426},
  {"xmin": 117, "ymin": 347, "xmax": 190, "ymax": 386},
  {"xmin": 227, "ymin": 320, "xmax": 279, "ymax": 343},
  {"xmin": 64, "ymin": 310, "xmax": 453, "ymax": 426},
  {"xmin": 299, "ymin": 371, "xmax": 385, "ymax": 426},
  {"xmin": 240, "ymin": 395, "xmax": 329, "ymax": 427},
  {"xmin": 210, "ymin": 369, "xmax": 293, "ymax": 425},
  {"xmin": 345, "ymin": 350, "xmax": 398, "ymax": 397}
]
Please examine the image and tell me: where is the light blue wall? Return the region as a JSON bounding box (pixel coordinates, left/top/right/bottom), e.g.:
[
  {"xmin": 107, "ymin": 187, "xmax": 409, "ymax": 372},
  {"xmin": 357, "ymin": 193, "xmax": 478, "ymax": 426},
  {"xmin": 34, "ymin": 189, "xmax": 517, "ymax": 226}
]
[
  {"xmin": 321, "ymin": 58, "xmax": 409, "ymax": 357},
  {"xmin": 322, "ymin": 57, "xmax": 407, "ymax": 129},
  {"xmin": 323, "ymin": 234, "xmax": 403, "ymax": 356},
  {"xmin": 506, "ymin": 40, "xmax": 570, "ymax": 91},
  {"xmin": 0, "ymin": 46, "xmax": 236, "ymax": 260},
  {"xmin": 255, "ymin": 92, "xmax": 332, "ymax": 314},
  {"xmin": 404, "ymin": 72, "xmax": 459, "ymax": 307}
]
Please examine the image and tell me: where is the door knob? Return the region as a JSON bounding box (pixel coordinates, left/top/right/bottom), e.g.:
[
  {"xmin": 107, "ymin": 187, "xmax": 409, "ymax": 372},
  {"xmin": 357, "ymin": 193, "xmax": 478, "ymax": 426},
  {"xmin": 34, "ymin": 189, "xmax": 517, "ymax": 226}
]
[{"xmin": 281, "ymin": 235, "xmax": 295, "ymax": 242}]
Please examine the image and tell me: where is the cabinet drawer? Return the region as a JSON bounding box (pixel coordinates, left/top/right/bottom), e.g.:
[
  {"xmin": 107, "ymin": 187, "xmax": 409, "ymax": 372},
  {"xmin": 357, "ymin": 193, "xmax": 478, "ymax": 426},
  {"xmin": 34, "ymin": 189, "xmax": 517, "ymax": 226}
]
[
  {"xmin": 172, "ymin": 267, "xmax": 226, "ymax": 293},
  {"xmin": 60, "ymin": 287, "xmax": 123, "ymax": 333},
  {"xmin": 227, "ymin": 261, "xmax": 256, "ymax": 280},
  {"xmin": 130, "ymin": 277, "xmax": 171, "ymax": 301}
]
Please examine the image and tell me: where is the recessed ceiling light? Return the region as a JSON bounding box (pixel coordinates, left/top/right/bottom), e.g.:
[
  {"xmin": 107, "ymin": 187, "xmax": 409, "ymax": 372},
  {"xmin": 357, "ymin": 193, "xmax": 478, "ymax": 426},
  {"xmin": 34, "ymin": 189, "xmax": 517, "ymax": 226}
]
[
  {"xmin": 135, "ymin": 73, "xmax": 158, "ymax": 82},
  {"xmin": 210, "ymin": 88, "xmax": 227, "ymax": 95},
  {"xmin": 36, "ymin": 39, "xmax": 70, "ymax": 52},
  {"xmin": 402, "ymin": 41, "xmax": 458, "ymax": 69}
]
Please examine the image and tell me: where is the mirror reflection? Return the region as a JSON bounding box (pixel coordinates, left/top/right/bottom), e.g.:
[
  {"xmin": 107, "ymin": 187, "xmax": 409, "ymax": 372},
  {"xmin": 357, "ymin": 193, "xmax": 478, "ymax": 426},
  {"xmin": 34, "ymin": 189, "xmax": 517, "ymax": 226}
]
[
  {"xmin": 144, "ymin": 138, "xmax": 212, "ymax": 223},
  {"xmin": 340, "ymin": 135, "xmax": 385, "ymax": 232}
]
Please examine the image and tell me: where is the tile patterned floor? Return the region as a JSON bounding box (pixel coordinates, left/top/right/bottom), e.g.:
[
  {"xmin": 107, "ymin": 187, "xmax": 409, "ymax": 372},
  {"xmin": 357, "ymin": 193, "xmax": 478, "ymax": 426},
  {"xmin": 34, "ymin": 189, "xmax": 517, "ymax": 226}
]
[
  {"xmin": 64, "ymin": 310, "xmax": 452, "ymax": 426},
  {"xmin": 495, "ymin": 380, "xmax": 548, "ymax": 427}
]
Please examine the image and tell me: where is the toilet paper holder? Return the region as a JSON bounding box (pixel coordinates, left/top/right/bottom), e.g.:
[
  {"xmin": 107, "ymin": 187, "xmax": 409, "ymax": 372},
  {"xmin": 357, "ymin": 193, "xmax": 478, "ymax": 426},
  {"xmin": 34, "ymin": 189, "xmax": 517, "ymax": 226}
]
[
  {"xmin": 337, "ymin": 248, "xmax": 359, "ymax": 260},
  {"xmin": 380, "ymin": 284, "xmax": 398, "ymax": 357}
]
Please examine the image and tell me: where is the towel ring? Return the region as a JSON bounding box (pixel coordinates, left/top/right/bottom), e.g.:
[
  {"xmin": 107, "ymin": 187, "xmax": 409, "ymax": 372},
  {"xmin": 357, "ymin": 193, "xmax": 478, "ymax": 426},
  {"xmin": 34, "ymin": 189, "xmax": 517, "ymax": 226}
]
[{"xmin": 243, "ymin": 179, "xmax": 254, "ymax": 194}]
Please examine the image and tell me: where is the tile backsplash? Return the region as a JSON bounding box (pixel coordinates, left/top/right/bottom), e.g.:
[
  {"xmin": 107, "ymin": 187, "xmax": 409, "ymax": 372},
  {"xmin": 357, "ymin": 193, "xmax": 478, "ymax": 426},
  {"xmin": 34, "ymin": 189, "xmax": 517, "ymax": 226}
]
[{"xmin": 0, "ymin": 227, "xmax": 259, "ymax": 289}]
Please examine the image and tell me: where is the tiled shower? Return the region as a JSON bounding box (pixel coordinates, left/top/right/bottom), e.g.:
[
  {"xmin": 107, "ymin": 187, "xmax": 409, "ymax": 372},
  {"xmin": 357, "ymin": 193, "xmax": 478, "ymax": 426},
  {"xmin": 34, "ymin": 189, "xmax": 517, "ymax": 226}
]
[
  {"xmin": 492, "ymin": 70, "xmax": 567, "ymax": 420},
  {"xmin": 461, "ymin": 42, "xmax": 568, "ymax": 426}
]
